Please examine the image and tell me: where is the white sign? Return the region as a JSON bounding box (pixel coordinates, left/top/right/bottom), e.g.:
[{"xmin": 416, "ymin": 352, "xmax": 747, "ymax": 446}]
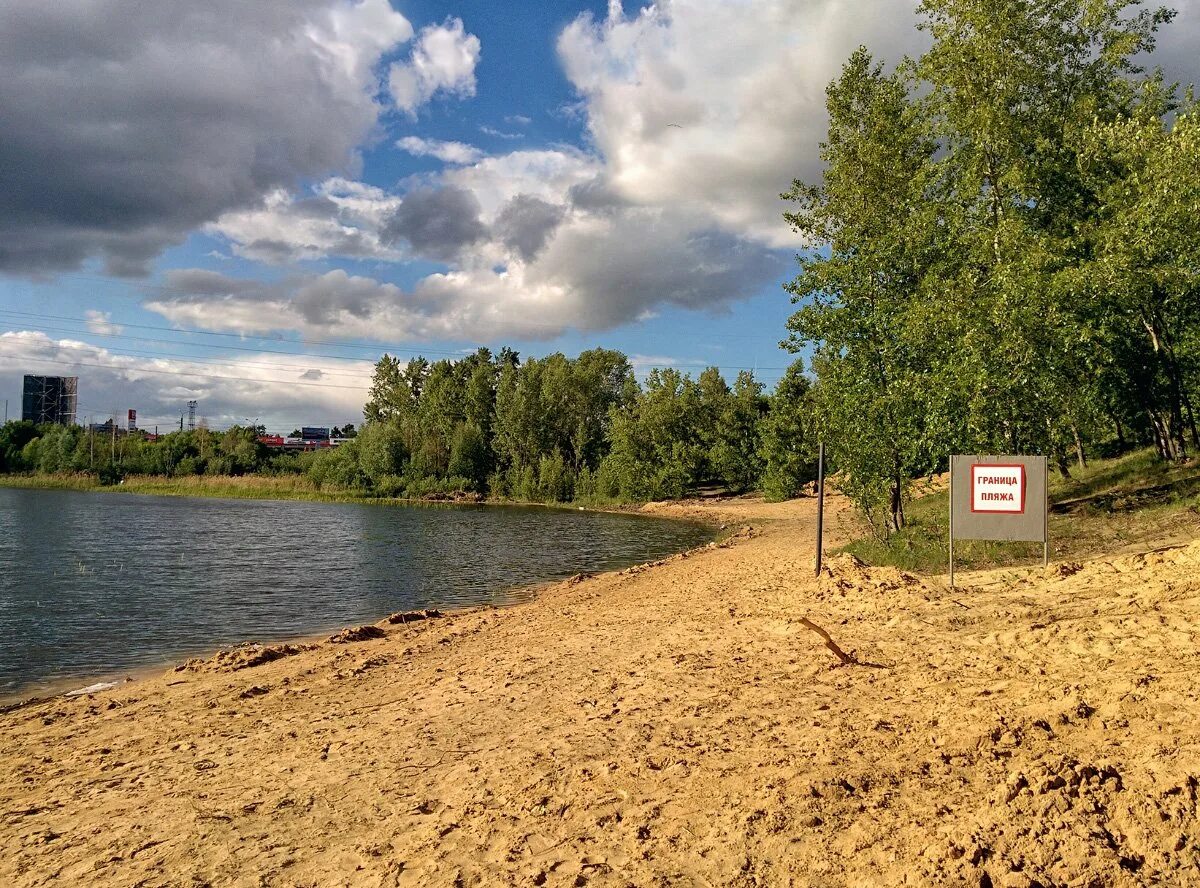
[{"xmin": 971, "ymin": 463, "xmax": 1025, "ymax": 514}]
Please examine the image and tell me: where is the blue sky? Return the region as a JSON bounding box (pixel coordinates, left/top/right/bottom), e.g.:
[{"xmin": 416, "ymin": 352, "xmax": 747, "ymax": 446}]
[{"xmin": 0, "ymin": 0, "xmax": 1196, "ymax": 432}]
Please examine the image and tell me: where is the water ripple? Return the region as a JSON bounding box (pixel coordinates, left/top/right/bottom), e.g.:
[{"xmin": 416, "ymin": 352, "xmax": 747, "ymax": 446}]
[{"xmin": 0, "ymin": 488, "xmax": 711, "ymax": 697}]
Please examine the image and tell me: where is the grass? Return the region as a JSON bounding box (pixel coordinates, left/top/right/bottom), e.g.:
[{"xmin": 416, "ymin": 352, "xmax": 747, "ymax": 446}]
[
  {"xmin": 0, "ymin": 472, "xmax": 669, "ymax": 518},
  {"xmin": 842, "ymin": 447, "xmax": 1200, "ymax": 573},
  {"xmin": 0, "ymin": 472, "xmax": 405, "ymax": 505}
]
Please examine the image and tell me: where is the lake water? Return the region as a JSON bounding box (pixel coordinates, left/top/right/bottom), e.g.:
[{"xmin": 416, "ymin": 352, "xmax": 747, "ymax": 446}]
[{"xmin": 0, "ymin": 487, "xmax": 711, "ymax": 700}]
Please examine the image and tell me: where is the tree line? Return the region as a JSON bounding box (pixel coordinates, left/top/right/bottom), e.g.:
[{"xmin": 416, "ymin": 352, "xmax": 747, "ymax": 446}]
[
  {"xmin": 785, "ymin": 0, "xmax": 1199, "ymax": 534},
  {"xmin": 310, "ymin": 347, "xmax": 817, "ymax": 502},
  {"xmin": 0, "ymin": 348, "xmax": 820, "ymax": 502},
  {"xmin": 0, "ymin": 421, "xmax": 290, "ymax": 482}
]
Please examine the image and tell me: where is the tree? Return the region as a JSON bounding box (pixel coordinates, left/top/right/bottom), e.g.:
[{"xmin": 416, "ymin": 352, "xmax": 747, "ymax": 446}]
[
  {"xmin": 218, "ymin": 426, "xmax": 266, "ymax": 475},
  {"xmin": 915, "ymin": 0, "xmax": 1174, "ymax": 464},
  {"xmin": 759, "ymin": 361, "xmax": 818, "ymax": 500},
  {"xmin": 711, "ymin": 371, "xmax": 766, "ymax": 491},
  {"xmin": 356, "ymin": 421, "xmax": 407, "ymax": 483},
  {"xmin": 783, "ymin": 47, "xmax": 938, "ymax": 533},
  {"xmin": 363, "ymin": 354, "xmax": 407, "ymax": 423},
  {"xmin": 1076, "ymin": 89, "xmax": 1200, "ymax": 460},
  {"xmin": 601, "ymin": 368, "xmax": 706, "ymax": 501},
  {"xmin": 0, "ymin": 421, "xmax": 38, "ymax": 472},
  {"xmin": 448, "ymin": 422, "xmax": 489, "ymax": 489}
]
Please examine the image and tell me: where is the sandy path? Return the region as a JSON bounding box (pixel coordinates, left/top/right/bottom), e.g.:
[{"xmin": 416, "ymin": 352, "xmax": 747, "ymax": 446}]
[{"xmin": 2, "ymin": 494, "xmax": 1199, "ymax": 887}]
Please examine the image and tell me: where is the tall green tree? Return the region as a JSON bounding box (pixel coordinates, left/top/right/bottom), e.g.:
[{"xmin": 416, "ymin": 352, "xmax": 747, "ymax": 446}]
[
  {"xmin": 783, "ymin": 47, "xmax": 938, "ymax": 533},
  {"xmin": 759, "ymin": 362, "xmax": 818, "ymax": 501},
  {"xmin": 711, "ymin": 371, "xmax": 766, "ymax": 492},
  {"xmin": 916, "ymin": 0, "xmax": 1173, "ymax": 462},
  {"xmin": 1076, "ymin": 90, "xmax": 1200, "ymax": 460}
]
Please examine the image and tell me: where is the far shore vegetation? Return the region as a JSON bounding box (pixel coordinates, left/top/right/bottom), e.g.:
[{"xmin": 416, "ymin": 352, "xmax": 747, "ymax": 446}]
[
  {"xmin": 4, "ymin": 1, "xmax": 1198, "ymax": 550},
  {"xmin": 0, "ymin": 347, "xmax": 816, "ymax": 507}
]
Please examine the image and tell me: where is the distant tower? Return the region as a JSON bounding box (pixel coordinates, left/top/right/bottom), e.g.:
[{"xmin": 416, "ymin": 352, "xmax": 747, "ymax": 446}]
[
  {"xmin": 187, "ymin": 400, "xmax": 197, "ymax": 431},
  {"xmin": 22, "ymin": 375, "xmax": 78, "ymax": 425}
]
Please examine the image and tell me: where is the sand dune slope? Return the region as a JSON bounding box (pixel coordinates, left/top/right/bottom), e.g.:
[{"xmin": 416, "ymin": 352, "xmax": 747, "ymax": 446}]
[{"xmin": 2, "ymin": 495, "xmax": 1199, "ymax": 887}]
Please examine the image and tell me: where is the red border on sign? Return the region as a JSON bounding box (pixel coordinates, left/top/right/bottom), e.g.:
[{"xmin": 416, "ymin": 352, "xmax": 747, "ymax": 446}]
[{"xmin": 970, "ymin": 463, "xmax": 1026, "ymax": 514}]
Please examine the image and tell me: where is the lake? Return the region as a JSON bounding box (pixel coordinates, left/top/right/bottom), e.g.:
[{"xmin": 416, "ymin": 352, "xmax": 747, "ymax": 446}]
[{"xmin": 0, "ymin": 487, "xmax": 711, "ymax": 700}]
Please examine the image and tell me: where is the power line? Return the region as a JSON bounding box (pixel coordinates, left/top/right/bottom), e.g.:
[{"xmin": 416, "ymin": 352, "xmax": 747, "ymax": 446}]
[
  {"xmin": 50, "ymin": 271, "xmax": 791, "ymax": 340},
  {"xmin": 0, "ymin": 306, "xmax": 471, "ymax": 358},
  {"xmin": 9, "ymin": 354, "xmax": 371, "ymax": 390},
  {"xmin": 6, "ymin": 337, "xmax": 377, "ymax": 381},
  {"xmin": 0, "ymin": 310, "xmax": 795, "ymax": 373}
]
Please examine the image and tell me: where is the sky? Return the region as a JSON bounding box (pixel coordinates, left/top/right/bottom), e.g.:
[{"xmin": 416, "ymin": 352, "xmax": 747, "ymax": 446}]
[{"xmin": 0, "ymin": 0, "xmax": 1197, "ymax": 433}]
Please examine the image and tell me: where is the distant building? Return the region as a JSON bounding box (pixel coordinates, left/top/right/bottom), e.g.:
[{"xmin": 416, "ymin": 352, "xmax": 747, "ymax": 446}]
[{"xmin": 22, "ymin": 375, "xmax": 78, "ymax": 425}]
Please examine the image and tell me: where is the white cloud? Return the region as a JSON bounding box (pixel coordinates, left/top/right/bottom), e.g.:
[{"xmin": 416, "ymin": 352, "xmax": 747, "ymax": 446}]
[
  {"xmin": 479, "ymin": 125, "xmax": 524, "ymax": 140},
  {"xmin": 136, "ymin": 0, "xmax": 1200, "ymax": 347},
  {"xmin": 557, "ymin": 0, "xmax": 925, "ymax": 246},
  {"xmin": 0, "ymin": 330, "xmax": 372, "ymax": 431},
  {"xmin": 389, "ymin": 17, "xmax": 482, "ymax": 115},
  {"xmin": 84, "ymin": 310, "xmax": 123, "ymax": 336},
  {"xmin": 396, "ymin": 136, "xmax": 485, "ymax": 164},
  {"xmin": 207, "ymin": 179, "xmax": 402, "ymax": 264},
  {"xmin": 441, "ymin": 148, "xmax": 598, "ymax": 218}
]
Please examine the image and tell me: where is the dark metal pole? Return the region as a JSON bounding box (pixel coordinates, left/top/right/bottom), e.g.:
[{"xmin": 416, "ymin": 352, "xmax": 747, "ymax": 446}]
[
  {"xmin": 815, "ymin": 441, "xmax": 825, "ymax": 577},
  {"xmin": 1043, "ymin": 455, "xmax": 1049, "ymax": 568},
  {"xmin": 948, "ymin": 455, "xmax": 955, "ymax": 590}
]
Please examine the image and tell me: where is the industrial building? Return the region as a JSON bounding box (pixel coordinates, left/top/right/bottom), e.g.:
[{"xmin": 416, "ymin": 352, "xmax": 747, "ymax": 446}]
[{"xmin": 21, "ymin": 375, "xmax": 78, "ymax": 425}]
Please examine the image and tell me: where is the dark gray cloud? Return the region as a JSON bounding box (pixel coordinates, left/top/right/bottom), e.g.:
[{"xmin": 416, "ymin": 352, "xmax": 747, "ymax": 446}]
[
  {"xmin": 0, "ymin": 0, "xmax": 411, "ymax": 275},
  {"xmin": 493, "ymin": 195, "xmax": 566, "ymax": 261},
  {"xmin": 162, "ymin": 268, "xmax": 266, "ymax": 297},
  {"xmin": 150, "ymin": 268, "xmax": 456, "ymax": 340},
  {"xmin": 530, "ymin": 216, "xmax": 789, "ymax": 330},
  {"xmin": 158, "ymin": 268, "xmax": 410, "ymax": 328},
  {"xmin": 382, "ymin": 186, "xmax": 488, "ymax": 261},
  {"xmin": 1151, "ymin": 0, "xmax": 1200, "ymax": 85},
  {"xmin": 566, "ymin": 176, "xmax": 629, "ymax": 214}
]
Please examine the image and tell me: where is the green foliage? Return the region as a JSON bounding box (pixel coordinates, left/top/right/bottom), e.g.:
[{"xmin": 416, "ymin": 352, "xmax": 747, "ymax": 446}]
[
  {"xmin": 355, "ymin": 421, "xmax": 407, "ymax": 483},
  {"xmin": 712, "ymin": 371, "xmax": 767, "ymax": 492},
  {"xmin": 305, "ymin": 439, "xmax": 368, "ymax": 491},
  {"xmin": 786, "ymin": 0, "xmax": 1199, "ymax": 531},
  {"xmin": 217, "ymin": 425, "xmax": 267, "ymax": 475},
  {"xmin": 448, "ymin": 422, "xmax": 488, "ymax": 490},
  {"xmin": 784, "ymin": 47, "xmax": 938, "ymax": 534},
  {"xmin": 760, "ymin": 362, "xmax": 818, "ymax": 501},
  {"xmin": 0, "ymin": 421, "xmax": 38, "ymax": 472},
  {"xmin": 0, "ymin": 344, "xmax": 822, "ymax": 506}
]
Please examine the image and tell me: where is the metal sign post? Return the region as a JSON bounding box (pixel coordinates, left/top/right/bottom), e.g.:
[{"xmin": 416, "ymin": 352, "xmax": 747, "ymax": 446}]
[
  {"xmin": 815, "ymin": 441, "xmax": 825, "ymax": 577},
  {"xmin": 948, "ymin": 456, "xmax": 955, "ymax": 590},
  {"xmin": 948, "ymin": 454, "xmax": 1049, "ymax": 590}
]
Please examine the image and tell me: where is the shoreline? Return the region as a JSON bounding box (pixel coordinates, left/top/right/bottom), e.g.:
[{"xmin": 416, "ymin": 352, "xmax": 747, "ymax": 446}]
[
  {"xmin": 0, "ymin": 472, "xmax": 704, "ymax": 522},
  {"xmin": 0, "ymin": 510, "xmax": 734, "ymax": 712},
  {"xmin": 6, "ymin": 493, "xmax": 1194, "ymax": 885}
]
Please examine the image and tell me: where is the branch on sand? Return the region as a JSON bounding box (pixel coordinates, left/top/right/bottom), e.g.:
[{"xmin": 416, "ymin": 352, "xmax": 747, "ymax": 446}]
[{"xmin": 798, "ymin": 618, "xmax": 888, "ymax": 668}]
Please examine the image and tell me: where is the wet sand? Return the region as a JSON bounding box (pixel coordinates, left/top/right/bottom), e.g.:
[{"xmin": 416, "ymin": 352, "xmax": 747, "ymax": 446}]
[{"xmin": 2, "ymin": 493, "xmax": 1199, "ymax": 886}]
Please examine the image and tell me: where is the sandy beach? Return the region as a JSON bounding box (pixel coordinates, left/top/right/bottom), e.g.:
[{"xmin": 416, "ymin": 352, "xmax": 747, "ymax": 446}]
[{"xmin": 3, "ymin": 492, "xmax": 1199, "ymax": 886}]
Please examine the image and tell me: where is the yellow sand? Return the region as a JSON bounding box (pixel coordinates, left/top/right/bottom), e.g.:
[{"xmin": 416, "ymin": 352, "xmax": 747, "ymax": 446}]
[{"xmin": 2, "ymin": 494, "xmax": 1199, "ymax": 886}]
